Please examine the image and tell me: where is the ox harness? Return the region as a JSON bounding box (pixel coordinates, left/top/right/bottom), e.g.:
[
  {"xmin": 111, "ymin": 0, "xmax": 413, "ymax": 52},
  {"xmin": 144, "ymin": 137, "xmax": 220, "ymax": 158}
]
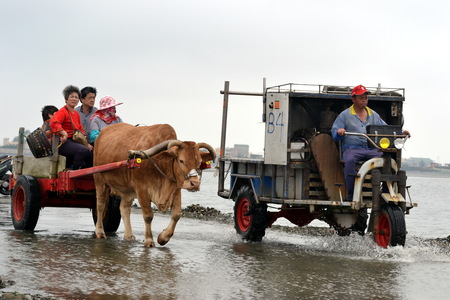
[{"xmin": 130, "ymin": 150, "xmax": 201, "ymax": 183}]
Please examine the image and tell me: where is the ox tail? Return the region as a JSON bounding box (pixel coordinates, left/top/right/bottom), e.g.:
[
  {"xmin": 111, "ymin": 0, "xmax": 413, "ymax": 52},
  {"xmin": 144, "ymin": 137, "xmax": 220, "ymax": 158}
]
[{"xmin": 128, "ymin": 140, "xmax": 177, "ymax": 159}]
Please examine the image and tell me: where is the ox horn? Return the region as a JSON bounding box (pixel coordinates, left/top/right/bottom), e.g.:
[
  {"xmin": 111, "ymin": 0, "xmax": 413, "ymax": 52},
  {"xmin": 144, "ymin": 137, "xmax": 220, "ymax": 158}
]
[
  {"xmin": 128, "ymin": 140, "xmax": 176, "ymax": 159},
  {"xmin": 167, "ymin": 140, "xmax": 183, "ymax": 150},
  {"xmin": 196, "ymin": 143, "xmax": 216, "ymax": 162}
]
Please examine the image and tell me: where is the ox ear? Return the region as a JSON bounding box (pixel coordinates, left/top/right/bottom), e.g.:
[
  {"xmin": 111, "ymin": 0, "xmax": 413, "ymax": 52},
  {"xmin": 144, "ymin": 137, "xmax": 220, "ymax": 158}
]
[
  {"xmin": 200, "ymin": 150, "xmax": 214, "ymax": 163},
  {"xmin": 168, "ymin": 145, "xmax": 180, "ymax": 157}
]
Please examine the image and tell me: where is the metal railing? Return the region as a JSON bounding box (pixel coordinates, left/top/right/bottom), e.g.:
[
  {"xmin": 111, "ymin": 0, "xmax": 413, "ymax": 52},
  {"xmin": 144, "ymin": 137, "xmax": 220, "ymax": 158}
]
[{"xmin": 266, "ymin": 83, "xmax": 405, "ymax": 97}]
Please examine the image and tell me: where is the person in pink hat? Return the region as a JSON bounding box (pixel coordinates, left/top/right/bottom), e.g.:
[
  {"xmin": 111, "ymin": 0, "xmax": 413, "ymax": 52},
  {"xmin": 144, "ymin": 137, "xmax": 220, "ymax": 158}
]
[{"xmin": 89, "ymin": 95, "xmax": 124, "ymax": 144}]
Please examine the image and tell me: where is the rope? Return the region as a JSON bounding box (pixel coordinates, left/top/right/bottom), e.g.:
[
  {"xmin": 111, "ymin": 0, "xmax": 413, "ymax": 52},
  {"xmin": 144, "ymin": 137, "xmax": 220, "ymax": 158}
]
[
  {"xmin": 133, "ymin": 149, "xmax": 201, "ymax": 183},
  {"xmin": 149, "ymin": 156, "xmax": 176, "ymax": 182},
  {"xmin": 134, "ymin": 150, "xmax": 176, "ymax": 182}
]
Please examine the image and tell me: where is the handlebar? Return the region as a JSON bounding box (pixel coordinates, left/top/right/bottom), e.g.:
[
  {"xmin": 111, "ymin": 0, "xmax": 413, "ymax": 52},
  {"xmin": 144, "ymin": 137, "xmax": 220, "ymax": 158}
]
[{"xmin": 344, "ymin": 132, "xmax": 409, "ymax": 150}]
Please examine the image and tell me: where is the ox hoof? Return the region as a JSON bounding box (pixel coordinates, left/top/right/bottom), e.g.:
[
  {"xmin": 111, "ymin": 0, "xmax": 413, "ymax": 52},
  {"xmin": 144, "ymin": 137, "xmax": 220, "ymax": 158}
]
[
  {"xmin": 157, "ymin": 233, "xmax": 170, "ymax": 246},
  {"xmin": 144, "ymin": 239, "xmax": 156, "ymax": 248},
  {"xmin": 124, "ymin": 235, "xmax": 136, "ymax": 242},
  {"xmin": 96, "ymin": 232, "xmax": 106, "ymax": 239}
]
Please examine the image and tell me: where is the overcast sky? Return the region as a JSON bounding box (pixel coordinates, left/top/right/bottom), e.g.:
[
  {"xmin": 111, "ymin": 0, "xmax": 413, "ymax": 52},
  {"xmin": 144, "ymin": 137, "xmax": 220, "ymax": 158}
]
[{"xmin": 1, "ymin": 0, "xmax": 449, "ymax": 162}]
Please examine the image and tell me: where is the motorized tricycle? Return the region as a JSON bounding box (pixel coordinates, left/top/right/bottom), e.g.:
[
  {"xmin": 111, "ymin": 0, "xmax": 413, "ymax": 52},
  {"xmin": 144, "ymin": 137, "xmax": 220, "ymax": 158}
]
[{"xmin": 217, "ymin": 80, "xmax": 416, "ymax": 248}]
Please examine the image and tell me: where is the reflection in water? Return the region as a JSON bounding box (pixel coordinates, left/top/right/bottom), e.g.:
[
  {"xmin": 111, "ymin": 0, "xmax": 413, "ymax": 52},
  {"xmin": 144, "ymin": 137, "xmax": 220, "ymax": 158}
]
[
  {"xmin": 3, "ymin": 230, "xmax": 184, "ymax": 299},
  {"xmin": 229, "ymin": 241, "xmax": 402, "ymax": 300}
]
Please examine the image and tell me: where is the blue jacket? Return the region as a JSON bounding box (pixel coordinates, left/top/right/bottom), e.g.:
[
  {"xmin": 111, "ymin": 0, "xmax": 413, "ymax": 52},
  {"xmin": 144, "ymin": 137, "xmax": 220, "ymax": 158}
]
[
  {"xmin": 331, "ymin": 105, "xmax": 386, "ymax": 151},
  {"xmin": 90, "ymin": 116, "xmax": 123, "ymax": 143}
]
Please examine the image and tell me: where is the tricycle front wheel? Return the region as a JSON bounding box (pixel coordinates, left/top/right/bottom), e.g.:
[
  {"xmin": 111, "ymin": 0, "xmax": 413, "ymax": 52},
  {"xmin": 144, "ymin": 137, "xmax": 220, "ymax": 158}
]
[{"xmin": 374, "ymin": 203, "xmax": 406, "ymax": 248}]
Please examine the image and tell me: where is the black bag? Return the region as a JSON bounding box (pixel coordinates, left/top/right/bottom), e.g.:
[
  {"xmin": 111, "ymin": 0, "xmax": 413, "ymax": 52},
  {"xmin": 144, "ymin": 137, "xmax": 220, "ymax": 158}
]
[{"xmin": 26, "ymin": 127, "xmax": 53, "ymax": 158}]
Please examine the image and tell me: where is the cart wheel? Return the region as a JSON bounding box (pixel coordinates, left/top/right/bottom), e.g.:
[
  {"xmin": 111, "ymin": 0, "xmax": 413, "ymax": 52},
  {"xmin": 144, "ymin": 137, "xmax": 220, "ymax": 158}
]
[
  {"xmin": 11, "ymin": 175, "xmax": 40, "ymax": 230},
  {"xmin": 374, "ymin": 203, "xmax": 406, "ymax": 248},
  {"xmin": 92, "ymin": 195, "xmax": 121, "ymax": 233},
  {"xmin": 234, "ymin": 185, "xmax": 267, "ymax": 242}
]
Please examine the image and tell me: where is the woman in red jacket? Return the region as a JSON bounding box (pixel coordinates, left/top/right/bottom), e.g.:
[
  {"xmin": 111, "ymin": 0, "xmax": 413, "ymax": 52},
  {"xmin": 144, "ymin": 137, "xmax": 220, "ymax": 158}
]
[{"xmin": 50, "ymin": 85, "xmax": 93, "ymax": 169}]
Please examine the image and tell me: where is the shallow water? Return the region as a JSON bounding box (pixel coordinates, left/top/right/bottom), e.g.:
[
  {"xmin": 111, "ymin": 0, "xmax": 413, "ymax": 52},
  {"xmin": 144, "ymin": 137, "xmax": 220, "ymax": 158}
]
[{"xmin": 1, "ymin": 171, "xmax": 450, "ymax": 299}]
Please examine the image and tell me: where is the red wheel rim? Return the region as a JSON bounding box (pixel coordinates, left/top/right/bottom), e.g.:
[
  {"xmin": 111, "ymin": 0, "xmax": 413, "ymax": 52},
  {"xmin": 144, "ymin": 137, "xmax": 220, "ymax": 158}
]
[
  {"xmin": 237, "ymin": 197, "xmax": 251, "ymax": 232},
  {"xmin": 375, "ymin": 214, "xmax": 391, "ymax": 248},
  {"xmin": 13, "ymin": 186, "xmax": 25, "ymax": 221}
]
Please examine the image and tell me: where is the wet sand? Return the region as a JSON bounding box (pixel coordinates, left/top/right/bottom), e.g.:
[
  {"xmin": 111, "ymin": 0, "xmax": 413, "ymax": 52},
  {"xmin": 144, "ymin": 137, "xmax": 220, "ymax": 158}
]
[{"xmin": 1, "ymin": 198, "xmax": 450, "ymax": 299}]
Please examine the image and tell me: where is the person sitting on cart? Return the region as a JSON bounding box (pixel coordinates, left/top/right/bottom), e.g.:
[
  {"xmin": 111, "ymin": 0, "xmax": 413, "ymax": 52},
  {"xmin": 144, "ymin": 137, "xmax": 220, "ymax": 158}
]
[
  {"xmin": 331, "ymin": 84, "xmax": 409, "ymax": 201},
  {"xmin": 50, "ymin": 85, "xmax": 94, "ymax": 170},
  {"xmin": 75, "ymin": 86, "xmax": 98, "ymax": 144},
  {"xmin": 41, "ymin": 105, "xmax": 58, "ymax": 140},
  {"xmin": 89, "ymin": 95, "xmax": 124, "ymax": 144}
]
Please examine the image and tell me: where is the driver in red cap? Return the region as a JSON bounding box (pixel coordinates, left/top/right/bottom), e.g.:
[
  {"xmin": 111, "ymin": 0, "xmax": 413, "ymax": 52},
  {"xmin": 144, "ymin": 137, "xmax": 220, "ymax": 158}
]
[{"xmin": 331, "ymin": 84, "xmax": 408, "ymax": 201}]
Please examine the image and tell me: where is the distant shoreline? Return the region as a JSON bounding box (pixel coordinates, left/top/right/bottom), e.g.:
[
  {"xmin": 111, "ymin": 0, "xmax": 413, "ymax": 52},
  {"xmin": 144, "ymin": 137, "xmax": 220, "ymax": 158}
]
[
  {"xmin": 404, "ymin": 168, "xmax": 450, "ymax": 178},
  {"xmin": 2, "ymin": 145, "xmax": 450, "ymax": 178}
]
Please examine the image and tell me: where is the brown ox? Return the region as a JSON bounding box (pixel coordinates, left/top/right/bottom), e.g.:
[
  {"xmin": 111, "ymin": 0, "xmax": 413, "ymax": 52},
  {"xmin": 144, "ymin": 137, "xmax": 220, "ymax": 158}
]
[{"xmin": 93, "ymin": 123, "xmax": 215, "ymax": 247}]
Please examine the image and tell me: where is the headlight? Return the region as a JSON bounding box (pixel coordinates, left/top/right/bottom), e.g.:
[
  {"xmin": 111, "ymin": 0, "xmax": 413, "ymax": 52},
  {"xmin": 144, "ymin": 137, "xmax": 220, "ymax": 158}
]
[
  {"xmin": 379, "ymin": 137, "xmax": 390, "ymax": 149},
  {"xmin": 394, "ymin": 138, "xmax": 405, "ymax": 149}
]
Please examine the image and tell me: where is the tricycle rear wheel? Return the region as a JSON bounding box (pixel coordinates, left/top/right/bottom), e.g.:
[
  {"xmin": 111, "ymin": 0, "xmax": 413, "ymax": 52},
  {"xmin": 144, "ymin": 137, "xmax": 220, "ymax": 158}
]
[
  {"xmin": 374, "ymin": 203, "xmax": 406, "ymax": 248},
  {"xmin": 234, "ymin": 185, "xmax": 267, "ymax": 242},
  {"xmin": 11, "ymin": 175, "xmax": 40, "ymax": 230}
]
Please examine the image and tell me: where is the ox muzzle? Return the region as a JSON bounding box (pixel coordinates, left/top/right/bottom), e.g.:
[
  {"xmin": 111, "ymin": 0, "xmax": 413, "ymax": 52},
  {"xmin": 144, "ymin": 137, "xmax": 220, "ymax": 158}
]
[{"xmin": 184, "ymin": 169, "xmax": 201, "ymax": 192}]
